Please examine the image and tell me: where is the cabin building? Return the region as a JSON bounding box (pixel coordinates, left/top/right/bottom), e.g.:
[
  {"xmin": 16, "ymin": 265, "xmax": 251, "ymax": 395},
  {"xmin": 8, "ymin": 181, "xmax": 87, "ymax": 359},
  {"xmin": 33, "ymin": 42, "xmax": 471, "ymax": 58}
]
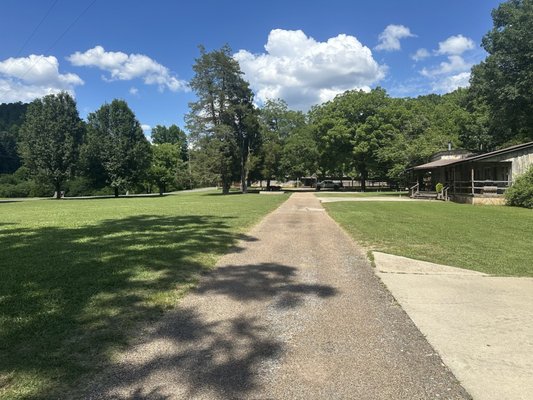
[{"xmin": 408, "ymin": 141, "xmax": 533, "ymax": 204}]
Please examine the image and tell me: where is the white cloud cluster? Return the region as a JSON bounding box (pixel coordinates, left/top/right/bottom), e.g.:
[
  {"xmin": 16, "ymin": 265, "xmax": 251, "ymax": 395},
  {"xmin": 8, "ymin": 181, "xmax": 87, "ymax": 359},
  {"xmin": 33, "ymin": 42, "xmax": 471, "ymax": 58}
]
[
  {"xmin": 421, "ymin": 55, "xmax": 471, "ymax": 77},
  {"xmin": 430, "ymin": 71, "xmax": 471, "ymax": 93},
  {"xmin": 417, "ymin": 34, "xmax": 477, "ymax": 93},
  {"xmin": 436, "ymin": 34, "xmax": 475, "ymax": 55},
  {"xmin": 411, "ymin": 48, "xmax": 430, "ymax": 61},
  {"xmin": 0, "ymin": 55, "xmax": 83, "ymax": 102},
  {"xmin": 68, "ymin": 46, "xmax": 187, "ymax": 92},
  {"xmin": 375, "ymin": 24, "xmax": 415, "ymax": 51},
  {"xmin": 234, "ymin": 29, "xmax": 386, "ymax": 110}
]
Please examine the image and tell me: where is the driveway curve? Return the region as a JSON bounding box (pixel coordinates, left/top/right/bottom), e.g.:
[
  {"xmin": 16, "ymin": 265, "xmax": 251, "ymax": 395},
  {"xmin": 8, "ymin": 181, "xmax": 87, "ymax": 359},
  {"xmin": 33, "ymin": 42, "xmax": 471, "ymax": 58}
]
[{"xmin": 82, "ymin": 193, "xmax": 469, "ymax": 399}]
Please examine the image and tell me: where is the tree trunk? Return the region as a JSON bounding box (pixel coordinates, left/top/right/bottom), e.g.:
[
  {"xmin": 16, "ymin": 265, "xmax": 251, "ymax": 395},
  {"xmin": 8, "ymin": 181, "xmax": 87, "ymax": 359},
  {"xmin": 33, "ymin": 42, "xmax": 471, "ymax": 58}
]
[
  {"xmin": 54, "ymin": 181, "xmax": 61, "ymax": 199},
  {"xmin": 159, "ymin": 185, "xmax": 164, "ymax": 196},
  {"xmin": 240, "ymin": 143, "xmax": 248, "ymax": 193},
  {"xmin": 266, "ymin": 178, "xmax": 271, "ymax": 190},
  {"xmin": 114, "ymin": 187, "xmax": 119, "ymax": 198},
  {"xmin": 361, "ymin": 170, "xmax": 367, "ymax": 192},
  {"xmin": 222, "ymin": 179, "xmax": 231, "ymax": 195}
]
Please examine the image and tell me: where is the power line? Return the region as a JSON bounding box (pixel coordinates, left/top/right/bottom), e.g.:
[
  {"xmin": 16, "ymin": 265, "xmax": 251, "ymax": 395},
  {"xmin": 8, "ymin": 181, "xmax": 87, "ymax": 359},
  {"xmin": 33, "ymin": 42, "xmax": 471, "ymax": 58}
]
[
  {"xmin": 14, "ymin": 0, "xmax": 60, "ymax": 58},
  {"xmin": 0, "ymin": 0, "xmax": 97, "ymax": 102}
]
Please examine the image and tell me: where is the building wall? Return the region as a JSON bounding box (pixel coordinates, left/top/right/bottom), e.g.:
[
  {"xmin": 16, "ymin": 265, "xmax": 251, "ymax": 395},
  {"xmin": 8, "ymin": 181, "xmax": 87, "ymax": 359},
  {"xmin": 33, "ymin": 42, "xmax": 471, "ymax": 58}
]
[{"xmin": 484, "ymin": 147, "xmax": 533, "ymax": 180}]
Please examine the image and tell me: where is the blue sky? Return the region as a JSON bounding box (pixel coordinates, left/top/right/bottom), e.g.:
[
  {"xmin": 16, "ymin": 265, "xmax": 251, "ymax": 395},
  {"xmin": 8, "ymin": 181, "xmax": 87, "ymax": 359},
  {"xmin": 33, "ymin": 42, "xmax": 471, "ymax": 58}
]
[{"xmin": 0, "ymin": 0, "xmax": 502, "ymax": 137}]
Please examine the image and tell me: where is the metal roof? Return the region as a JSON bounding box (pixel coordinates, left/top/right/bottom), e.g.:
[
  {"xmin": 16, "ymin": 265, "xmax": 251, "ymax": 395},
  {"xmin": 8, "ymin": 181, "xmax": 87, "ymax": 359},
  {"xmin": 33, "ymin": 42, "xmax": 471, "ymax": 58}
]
[
  {"xmin": 412, "ymin": 158, "xmax": 463, "ymax": 170},
  {"xmin": 409, "ymin": 141, "xmax": 533, "ymax": 171}
]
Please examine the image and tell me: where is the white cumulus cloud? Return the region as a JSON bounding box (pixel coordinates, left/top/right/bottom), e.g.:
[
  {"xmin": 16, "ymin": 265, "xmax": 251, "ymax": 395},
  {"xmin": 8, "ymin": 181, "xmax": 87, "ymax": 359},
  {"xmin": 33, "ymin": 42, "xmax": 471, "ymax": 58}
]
[
  {"xmin": 234, "ymin": 29, "xmax": 386, "ymax": 110},
  {"xmin": 411, "ymin": 48, "xmax": 430, "ymax": 61},
  {"xmin": 431, "ymin": 71, "xmax": 471, "ymax": 92},
  {"xmin": 68, "ymin": 46, "xmax": 187, "ymax": 92},
  {"xmin": 436, "ymin": 35, "xmax": 475, "ymax": 55},
  {"xmin": 0, "ymin": 54, "xmax": 83, "ymax": 102},
  {"xmin": 421, "ymin": 55, "xmax": 471, "ymax": 77},
  {"xmin": 375, "ymin": 24, "xmax": 415, "ymax": 51}
]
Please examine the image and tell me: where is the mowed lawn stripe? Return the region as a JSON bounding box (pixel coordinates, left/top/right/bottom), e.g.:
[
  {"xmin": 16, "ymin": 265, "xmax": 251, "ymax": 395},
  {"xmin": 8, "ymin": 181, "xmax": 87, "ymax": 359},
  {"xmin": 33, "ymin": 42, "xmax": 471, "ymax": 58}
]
[
  {"xmin": 0, "ymin": 192, "xmax": 287, "ymax": 400},
  {"xmin": 324, "ymin": 201, "xmax": 533, "ymax": 277}
]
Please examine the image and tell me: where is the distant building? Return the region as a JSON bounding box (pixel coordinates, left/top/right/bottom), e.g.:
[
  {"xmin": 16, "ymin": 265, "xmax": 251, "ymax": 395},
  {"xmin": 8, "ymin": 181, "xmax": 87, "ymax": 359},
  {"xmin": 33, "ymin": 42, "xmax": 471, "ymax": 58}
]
[{"xmin": 407, "ymin": 141, "xmax": 533, "ymax": 204}]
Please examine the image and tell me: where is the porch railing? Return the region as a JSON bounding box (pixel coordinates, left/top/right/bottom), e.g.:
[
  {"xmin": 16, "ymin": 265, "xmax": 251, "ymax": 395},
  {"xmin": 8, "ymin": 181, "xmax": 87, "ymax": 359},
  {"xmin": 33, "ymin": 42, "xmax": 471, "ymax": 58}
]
[
  {"xmin": 409, "ymin": 182, "xmax": 419, "ymax": 198},
  {"xmin": 453, "ymin": 180, "xmax": 511, "ymax": 196}
]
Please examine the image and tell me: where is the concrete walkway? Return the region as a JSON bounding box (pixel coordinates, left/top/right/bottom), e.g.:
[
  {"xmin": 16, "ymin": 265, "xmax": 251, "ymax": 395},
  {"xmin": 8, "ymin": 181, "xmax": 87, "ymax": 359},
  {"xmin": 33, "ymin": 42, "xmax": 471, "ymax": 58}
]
[
  {"xmin": 318, "ymin": 196, "xmax": 419, "ymax": 203},
  {"xmin": 374, "ymin": 252, "xmax": 533, "ymax": 400},
  {"xmin": 82, "ymin": 193, "xmax": 468, "ymax": 399}
]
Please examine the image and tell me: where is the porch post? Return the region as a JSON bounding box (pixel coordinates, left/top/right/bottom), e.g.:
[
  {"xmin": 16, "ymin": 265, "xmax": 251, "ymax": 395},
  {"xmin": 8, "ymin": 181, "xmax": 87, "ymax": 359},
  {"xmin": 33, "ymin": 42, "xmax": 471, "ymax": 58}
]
[
  {"xmin": 453, "ymin": 167, "xmax": 456, "ymax": 194},
  {"xmin": 471, "ymin": 167, "xmax": 475, "ymax": 195}
]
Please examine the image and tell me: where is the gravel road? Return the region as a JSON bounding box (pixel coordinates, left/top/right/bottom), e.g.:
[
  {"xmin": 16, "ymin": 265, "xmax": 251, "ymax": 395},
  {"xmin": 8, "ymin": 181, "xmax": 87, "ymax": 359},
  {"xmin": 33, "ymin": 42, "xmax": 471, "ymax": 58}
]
[{"xmin": 82, "ymin": 193, "xmax": 470, "ymax": 399}]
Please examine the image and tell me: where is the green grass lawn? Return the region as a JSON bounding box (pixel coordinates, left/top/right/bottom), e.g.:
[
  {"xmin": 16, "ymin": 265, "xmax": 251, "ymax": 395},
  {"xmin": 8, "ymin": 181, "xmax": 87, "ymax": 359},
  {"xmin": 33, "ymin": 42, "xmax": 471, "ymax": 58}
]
[
  {"xmin": 315, "ymin": 191, "xmax": 408, "ymax": 197},
  {"xmin": 0, "ymin": 191, "xmax": 287, "ymax": 399},
  {"xmin": 324, "ymin": 201, "xmax": 533, "ymax": 277}
]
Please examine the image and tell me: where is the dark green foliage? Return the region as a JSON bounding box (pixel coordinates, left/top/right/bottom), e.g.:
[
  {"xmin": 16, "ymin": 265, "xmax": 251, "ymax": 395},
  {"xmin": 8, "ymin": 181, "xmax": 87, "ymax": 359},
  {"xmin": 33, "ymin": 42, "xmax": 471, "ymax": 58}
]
[
  {"xmin": 18, "ymin": 92, "xmax": 84, "ymax": 198},
  {"xmin": 151, "ymin": 124, "xmax": 189, "ymax": 161},
  {"xmin": 256, "ymin": 99, "xmax": 306, "ymax": 185},
  {"xmin": 505, "ymin": 166, "xmax": 533, "ymax": 208},
  {"xmin": 186, "ymin": 45, "xmax": 259, "ymax": 193},
  {"xmin": 0, "ymin": 168, "xmax": 54, "ymax": 198},
  {"xmin": 470, "ymin": 0, "xmax": 533, "ymax": 146},
  {"xmin": 149, "ymin": 143, "xmax": 188, "ymax": 194},
  {"xmin": 0, "ymin": 102, "xmax": 27, "ymax": 131},
  {"xmin": 281, "ymin": 125, "xmax": 319, "ymax": 179},
  {"xmin": 0, "ymin": 102, "xmax": 28, "ymax": 174},
  {"xmin": 86, "ymin": 99, "xmax": 152, "ymax": 197}
]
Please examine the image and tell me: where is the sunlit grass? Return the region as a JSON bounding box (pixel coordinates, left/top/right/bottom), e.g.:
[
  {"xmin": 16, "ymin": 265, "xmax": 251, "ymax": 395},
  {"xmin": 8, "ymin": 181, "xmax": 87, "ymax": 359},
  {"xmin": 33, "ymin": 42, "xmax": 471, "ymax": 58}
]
[
  {"xmin": 0, "ymin": 191, "xmax": 287, "ymax": 399},
  {"xmin": 325, "ymin": 201, "xmax": 533, "ymax": 276},
  {"xmin": 315, "ymin": 191, "xmax": 408, "ymax": 197}
]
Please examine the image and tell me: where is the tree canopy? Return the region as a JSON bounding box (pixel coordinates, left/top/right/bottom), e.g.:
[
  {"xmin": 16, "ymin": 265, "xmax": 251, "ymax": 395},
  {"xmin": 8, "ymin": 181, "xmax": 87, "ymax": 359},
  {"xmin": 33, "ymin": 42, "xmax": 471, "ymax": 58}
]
[
  {"xmin": 86, "ymin": 99, "xmax": 152, "ymax": 197},
  {"xmin": 18, "ymin": 92, "xmax": 84, "ymax": 198},
  {"xmin": 470, "ymin": 0, "xmax": 533, "ymax": 146}
]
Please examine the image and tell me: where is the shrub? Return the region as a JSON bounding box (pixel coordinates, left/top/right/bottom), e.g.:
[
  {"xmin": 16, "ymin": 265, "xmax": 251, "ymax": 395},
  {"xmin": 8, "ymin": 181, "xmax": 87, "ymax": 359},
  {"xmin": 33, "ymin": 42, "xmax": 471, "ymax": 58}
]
[
  {"xmin": 435, "ymin": 182, "xmax": 444, "ymax": 193},
  {"xmin": 506, "ymin": 166, "xmax": 533, "ymax": 209}
]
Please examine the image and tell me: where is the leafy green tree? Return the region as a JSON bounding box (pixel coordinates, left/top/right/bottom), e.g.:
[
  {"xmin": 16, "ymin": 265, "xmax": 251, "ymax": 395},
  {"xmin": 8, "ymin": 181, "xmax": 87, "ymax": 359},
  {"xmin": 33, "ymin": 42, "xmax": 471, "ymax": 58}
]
[
  {"xmin": 0, "ymin": 102, "xmax": 28, "ymax": 174},
  {"xmin": 151, "ymin": 124, "xmax": 188, "ymax": 161},
  {"xmin": 257, "ymin": 99, "xmax": 306, "ymax": 187},
  {"xmin": 18, "ymin": 92, "xmax": 84, "ymax": 198},
  {"xmin": 86, "ymin": 99, "xmax": 152, "ymax": 197},
  {"xmin": 470, "ymin": 0, "xmax": 533, "ymax": 145},
  {"xmin": 281, "ymin": 125, "xmax": 319, "ymax": 180},
  {"xmin": 149, "ymin": 143, "xmax": 185, "ymax": 194},
  {"xmin": 186, "ymin": 45, "xmax": 259, "ymax": 194},
  {"xmin": 307, "ymin": 88, "xmax": 390, "ymax": 189}
]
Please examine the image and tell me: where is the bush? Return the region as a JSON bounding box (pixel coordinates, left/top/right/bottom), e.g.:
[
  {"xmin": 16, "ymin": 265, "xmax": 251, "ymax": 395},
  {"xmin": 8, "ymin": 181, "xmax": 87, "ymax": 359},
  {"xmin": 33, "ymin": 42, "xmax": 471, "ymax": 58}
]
[
  {"xmin": 435, "ymin": 182, "xmax": 444, "ymax": 193},
  {"xmin": 0, "ymin": 181, "xmax": 32, "ymax": 197},
  {"xmin": 0, "ymin": 173, "xmax": 53, "ymax": 198},
  {"xmin": 506, "ymin": 166, "xmax": 533, "ymax": 209}
]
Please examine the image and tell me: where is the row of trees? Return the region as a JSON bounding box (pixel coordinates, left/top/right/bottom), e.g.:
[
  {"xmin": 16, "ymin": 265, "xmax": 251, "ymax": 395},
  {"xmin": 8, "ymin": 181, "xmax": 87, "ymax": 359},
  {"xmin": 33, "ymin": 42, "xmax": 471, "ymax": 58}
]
[
  {"xmin": 0, "ymin": 94, "xmax": 189, "ymax": 198},
  {"xmin": 184, "ymin": 0, "xmax": 532, "ymax": 192},
  {"xmin": 1, "ymin": 0, "xmax": 531, "ymax": 197}
]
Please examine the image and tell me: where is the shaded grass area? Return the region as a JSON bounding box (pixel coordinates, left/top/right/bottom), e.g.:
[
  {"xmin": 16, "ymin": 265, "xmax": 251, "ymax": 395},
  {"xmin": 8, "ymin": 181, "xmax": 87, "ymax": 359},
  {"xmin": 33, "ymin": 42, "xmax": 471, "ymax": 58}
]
[
  {"xmin": 325, "ymin": 201, "xmax": 533, "ymax": 277},
  {"xmin": 0, "ymin": 192, "xmax": 287, "ymax": 399},
  {"xmin": 316, "ymin": 191, "xmax": 408, "ymax": 197}
]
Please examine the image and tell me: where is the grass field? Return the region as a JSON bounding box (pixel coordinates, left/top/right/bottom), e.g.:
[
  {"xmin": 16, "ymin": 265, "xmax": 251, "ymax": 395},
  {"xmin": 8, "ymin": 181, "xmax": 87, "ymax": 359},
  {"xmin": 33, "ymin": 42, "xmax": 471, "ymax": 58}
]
[
  {"xmin": 324, "ymin": 201, "xmax": 533, "ymax": 277},
  {"xmin": 0, "ymin": 191, "xmax": 287, "ymax": 399},
  {"xmin": 315, "ymin": 191, "xmax": 408, "ymax": 197}
]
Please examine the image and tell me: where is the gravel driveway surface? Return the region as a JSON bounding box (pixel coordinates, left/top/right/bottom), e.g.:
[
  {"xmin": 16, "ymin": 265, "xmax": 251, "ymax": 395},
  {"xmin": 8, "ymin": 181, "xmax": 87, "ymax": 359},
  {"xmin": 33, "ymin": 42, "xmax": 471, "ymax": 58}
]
[{"xmin": 82, "ymin": 193, "xmax": 469, "ymax": 399}]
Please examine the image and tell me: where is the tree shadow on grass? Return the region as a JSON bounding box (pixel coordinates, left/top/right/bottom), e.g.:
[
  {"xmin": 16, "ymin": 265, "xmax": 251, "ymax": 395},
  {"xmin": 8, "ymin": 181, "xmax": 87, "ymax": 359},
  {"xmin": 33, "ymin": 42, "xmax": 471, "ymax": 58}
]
[
  {"xmin": 0, "ymin": 214, "xmax": 250, "ymax": 399},
  {"xmin": 83, "ymin": 263, "xmax": 337, "ymax": 399}
]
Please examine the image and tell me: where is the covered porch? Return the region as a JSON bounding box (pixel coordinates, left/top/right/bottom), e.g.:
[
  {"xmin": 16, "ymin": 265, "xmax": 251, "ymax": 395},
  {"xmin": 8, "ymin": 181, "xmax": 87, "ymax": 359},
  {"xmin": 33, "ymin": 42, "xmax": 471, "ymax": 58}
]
[{"xmin": 409, "ymin": 159, "xmax": 512, "ymax": 202}]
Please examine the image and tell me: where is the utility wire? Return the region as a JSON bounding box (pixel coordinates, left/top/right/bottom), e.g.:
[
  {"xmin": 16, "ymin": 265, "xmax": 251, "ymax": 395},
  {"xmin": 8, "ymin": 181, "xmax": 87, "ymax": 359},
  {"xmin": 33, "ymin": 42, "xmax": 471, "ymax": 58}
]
[
  {"xmin": 14, "ymin": 0, "xmax": 60, "ymax": 58},
  {"xmin": 0, "ymin": 0, "xmax": 97, "ymax": 101}
]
